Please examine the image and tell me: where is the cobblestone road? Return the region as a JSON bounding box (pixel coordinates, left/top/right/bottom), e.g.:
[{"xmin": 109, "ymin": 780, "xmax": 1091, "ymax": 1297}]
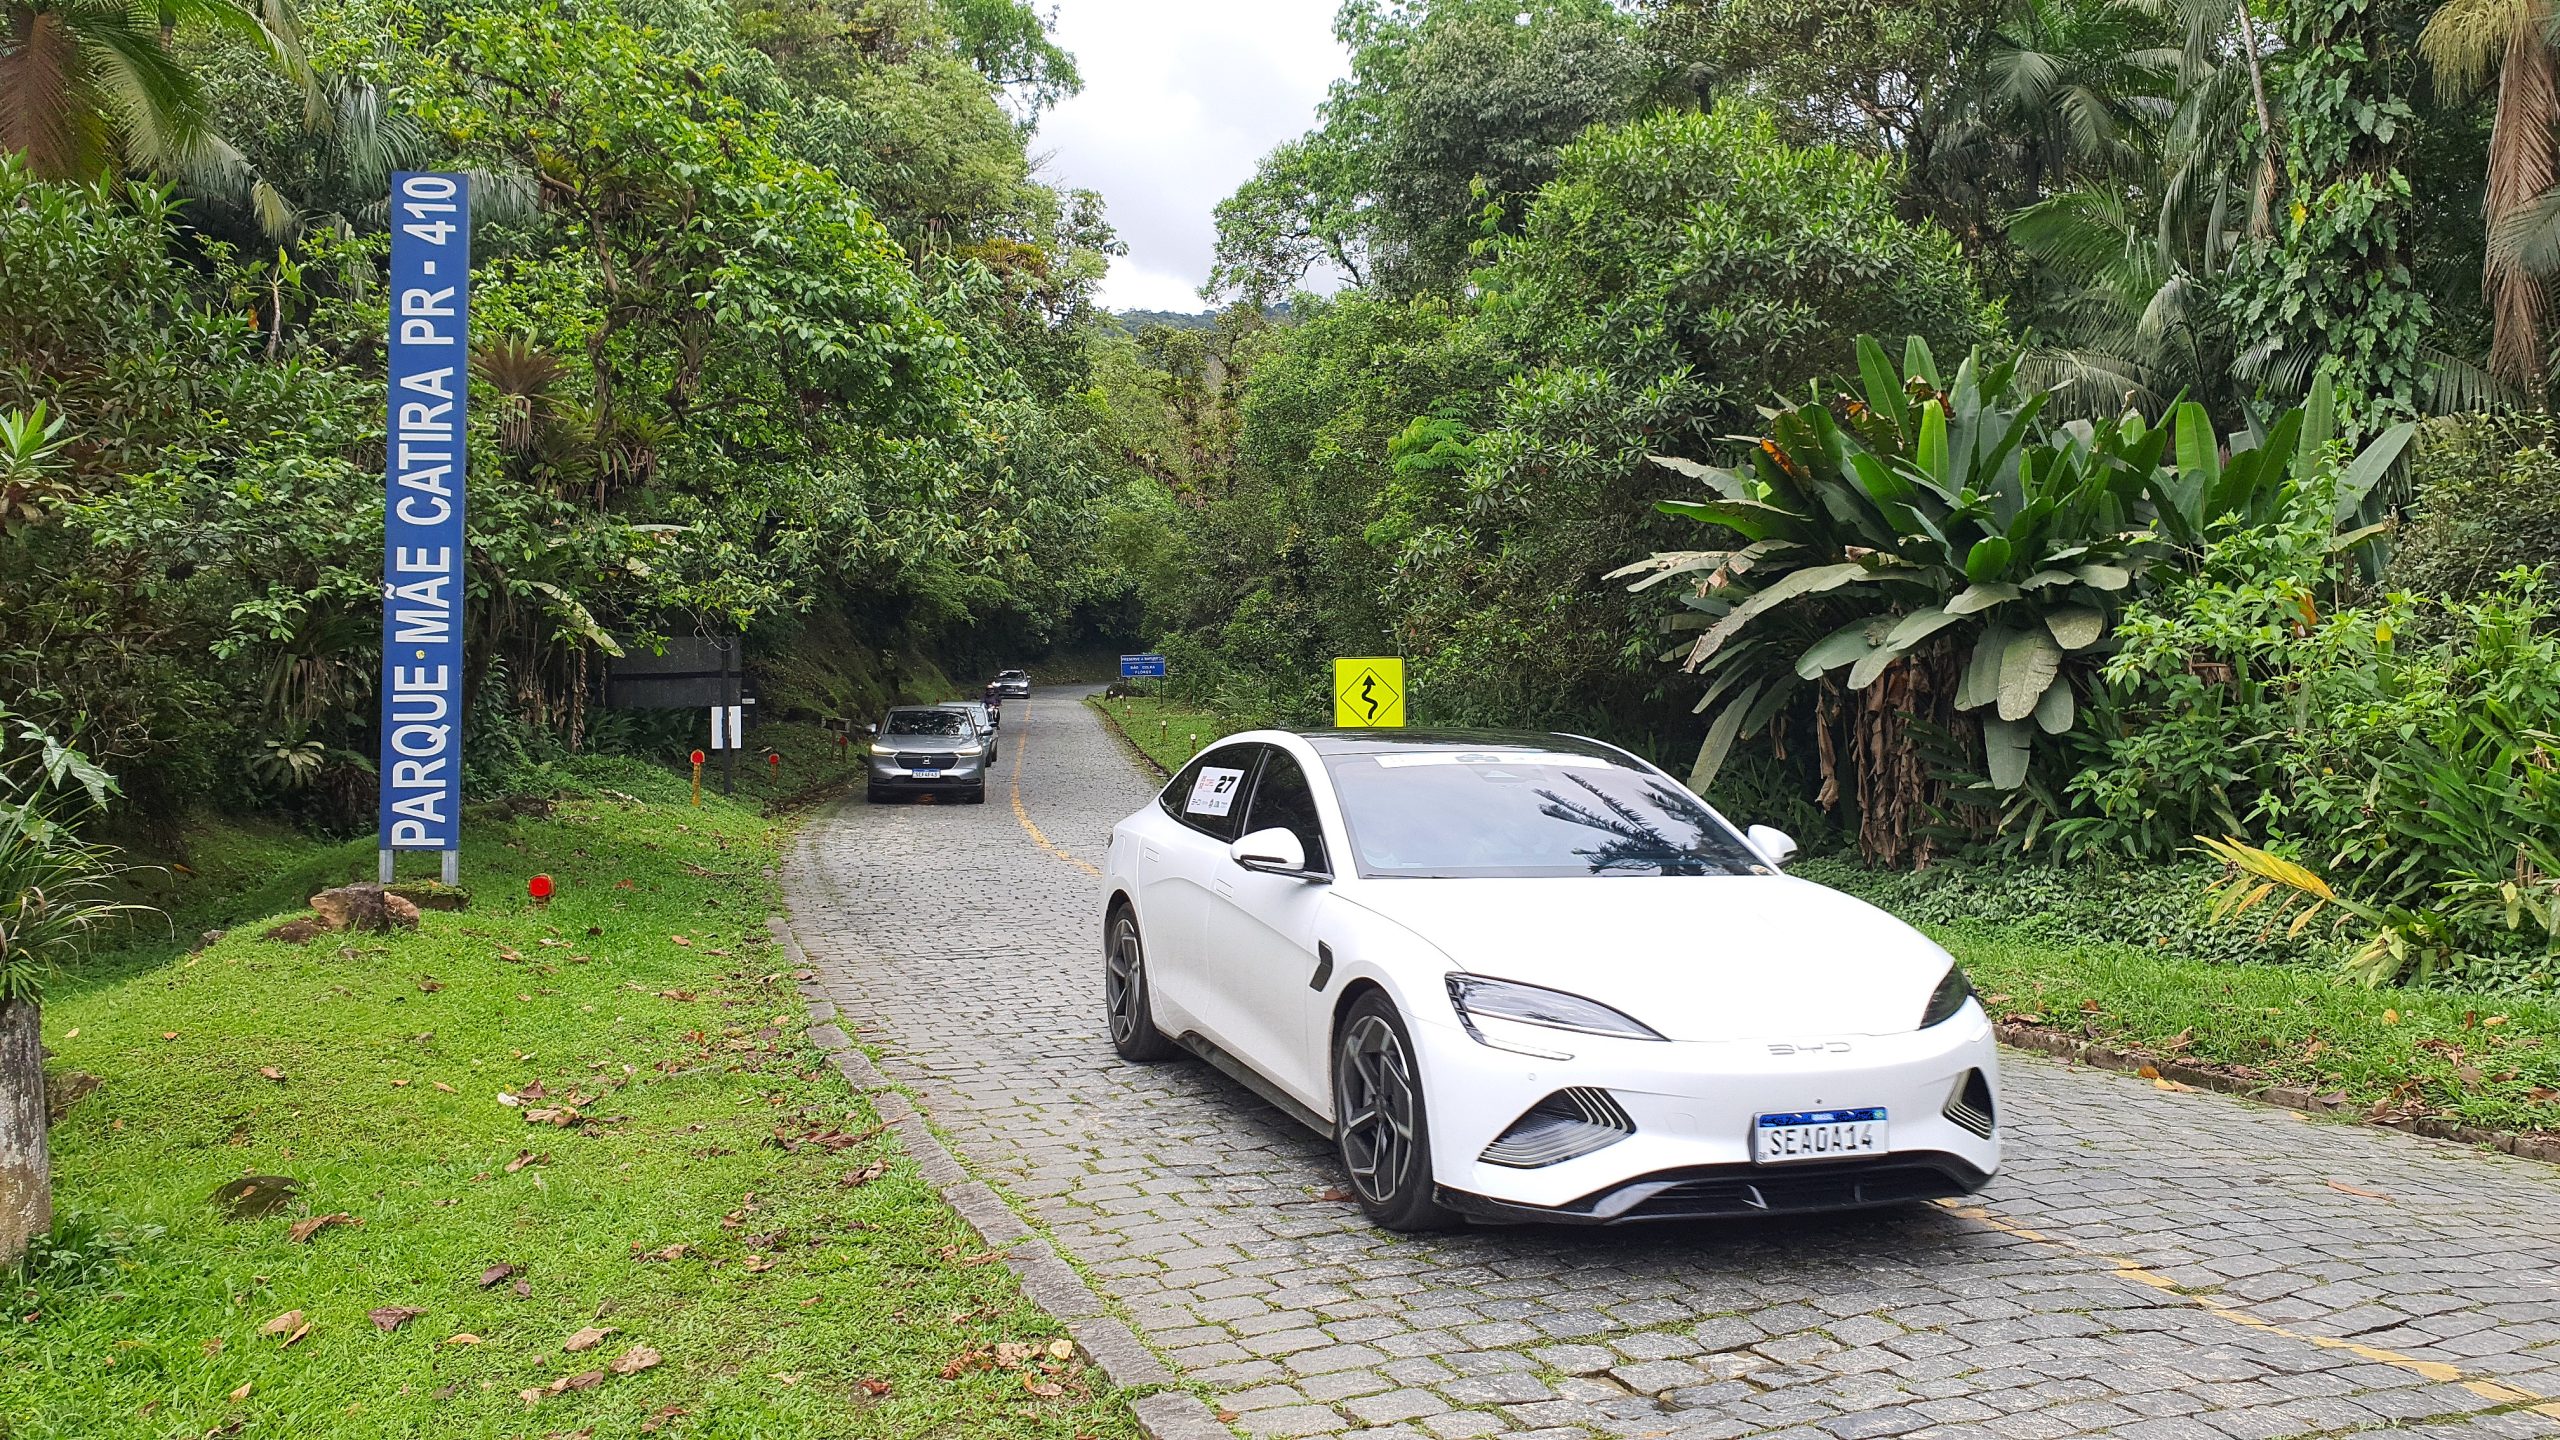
[{"xmin": 783, "ymin": 688, "xmax": 2560, "ymax": 1440}]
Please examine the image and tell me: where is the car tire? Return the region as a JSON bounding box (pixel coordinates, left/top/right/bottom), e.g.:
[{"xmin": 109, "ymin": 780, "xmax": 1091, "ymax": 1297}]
[
  {"xmin": 1103, "ymin": 906, "xmax": 1177, "ymax": 1062},
  {"xmin": 1332, "ymin": 993, "xmax": 1457, "ymax": 1232}
]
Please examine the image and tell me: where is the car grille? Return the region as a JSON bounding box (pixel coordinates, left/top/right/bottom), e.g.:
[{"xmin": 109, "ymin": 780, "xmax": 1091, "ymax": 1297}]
[
  {"xmin": 1615, "ymin": 1160, "xmax": 1972, "ymax": 1220},
  {"xmin": 1479, "ymin": 1088, "xmax": 1634, "ymax": 1168},
  {"xmin": 895, "ymin": 752, "xmax": 953, "ymax": 768},
  {"xmin": 1941, "ymin": 1068, "xmax": 1996, "ymax": 1139}
]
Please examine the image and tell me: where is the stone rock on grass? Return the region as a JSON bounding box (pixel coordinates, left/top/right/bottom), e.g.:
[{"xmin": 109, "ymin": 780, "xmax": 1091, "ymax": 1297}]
[
  {"xmin": 309, "ymin": 884, "xmax": 423, "ymax": 934},
  {"xmin": 387, "ymin": 881, "xmax": 470, "ymax": 913},
  {"xmin": 263, "ymin": 918, "xmax": 326, "ymax": 946}
]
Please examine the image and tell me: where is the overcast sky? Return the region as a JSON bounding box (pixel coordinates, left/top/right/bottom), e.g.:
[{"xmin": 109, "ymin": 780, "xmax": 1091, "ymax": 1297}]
[{"xmin": 1034, "ymin": 0, "xmax": 1348, "ymax": 313}]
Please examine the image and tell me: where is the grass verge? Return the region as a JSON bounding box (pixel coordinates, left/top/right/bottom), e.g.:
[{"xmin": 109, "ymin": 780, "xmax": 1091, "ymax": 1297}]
[
  {"xmin": 7, "ymin": 754, "xmax": 1138, "ymax": 1440},
  {"xmin": 1084, "ymin": 694, "xmax": 1244, "ymax": 775},
  {"xmin": 1924, "ymin": 922, "xmax": 2560, "ymax": 1139}
]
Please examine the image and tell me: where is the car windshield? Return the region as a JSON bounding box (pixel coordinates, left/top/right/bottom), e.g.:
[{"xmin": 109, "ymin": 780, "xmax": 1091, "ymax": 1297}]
[
  {"xmin": 885, "ymin": 710, "xmax": 970, "ymax": 737},
  {"xmin": 1320, "ymin": 749, "xmax": 1765, "ymax": 878}
]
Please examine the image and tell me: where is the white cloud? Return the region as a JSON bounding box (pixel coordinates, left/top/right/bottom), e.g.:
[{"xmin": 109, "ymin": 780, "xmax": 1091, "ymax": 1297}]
[{"xmin": 1035, "ymin": 0, "xmax": 1348, "ymax": 313}]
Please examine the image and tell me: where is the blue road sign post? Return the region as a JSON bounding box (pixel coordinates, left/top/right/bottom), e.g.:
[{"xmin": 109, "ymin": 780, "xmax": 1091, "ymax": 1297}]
[
  {"xmin": 1119, "ymin": 653, "xmax": 1168, "ymax": 679},
  {"xmin": 378, "ymin": 172, "xmax": 470, "ymax": 886}
]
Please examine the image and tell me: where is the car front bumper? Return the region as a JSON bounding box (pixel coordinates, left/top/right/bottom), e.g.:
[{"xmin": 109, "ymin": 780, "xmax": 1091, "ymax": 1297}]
[
  {"xmin": 868, "ymin": 752, "xmax": 989, "ymax": 789},
  {"xmin": 1408, "ymin": 1006, "xmax": 2000, "ymax": 1223}
]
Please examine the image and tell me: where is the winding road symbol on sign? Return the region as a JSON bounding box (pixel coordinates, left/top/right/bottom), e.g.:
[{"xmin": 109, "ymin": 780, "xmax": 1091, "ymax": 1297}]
[{"xmin": 1332, "ymin": 657, "xmax": 1406, "ymax": 728}]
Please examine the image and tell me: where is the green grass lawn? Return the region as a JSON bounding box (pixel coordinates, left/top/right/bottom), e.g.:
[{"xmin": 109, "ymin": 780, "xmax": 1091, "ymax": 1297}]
[
  {"xmin": 1939, "ymin": 923, "xmax": 2560, "ymax": 1135},
  {"xmin": 7, "ymin": 755, "xmax": 1139, "ymax": 1440},
  {"xmin": 1084, "ymin": 694, "xmax": 1245, "ymax": 775}
]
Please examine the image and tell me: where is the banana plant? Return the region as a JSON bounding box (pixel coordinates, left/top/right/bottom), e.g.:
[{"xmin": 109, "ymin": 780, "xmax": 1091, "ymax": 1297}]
[{"xmin": 1618, "ymin": 336, "xmax": 2408, "ymax": 801}]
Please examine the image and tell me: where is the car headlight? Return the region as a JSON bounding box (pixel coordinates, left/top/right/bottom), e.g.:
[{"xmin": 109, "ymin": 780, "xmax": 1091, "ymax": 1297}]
[
  {"xmin": 1445, "ymin": 974, "xmax": 1666, "ymax": 1043},
  {"xmin": 1920, "ymin": 964, "xmax": 1976, "ymax": 1028},
  {"xmin": 869, "ymin": 743, "xmax": 893, "ymax": 757},
  {"xmin": 954, "ymin": 744, "xmax": 983, "ymax": 758}
]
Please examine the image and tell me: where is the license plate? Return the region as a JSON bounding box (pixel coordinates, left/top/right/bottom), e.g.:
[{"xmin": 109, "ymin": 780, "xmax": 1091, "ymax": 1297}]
[
  {"xmin": 1752, "ymin": 1108, "xmax": 1887, "ymax": 1164},
  {"xmin": 911, "ymin": 767, "xmax": 940, "ymax": 779}
]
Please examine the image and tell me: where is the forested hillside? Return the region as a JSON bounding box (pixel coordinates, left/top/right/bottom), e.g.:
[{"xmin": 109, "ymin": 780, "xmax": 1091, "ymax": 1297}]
[
  {"xmin": 2, "ymin": 0, "xmax": 1141, "ymax": 831},
  {"xmin": 6, "ymin": 0, "xmax": 2560, "ymax": 994},
  {"xmin": 1100, "ymin": 0, "xmax": 2560, "ymax": 991}
]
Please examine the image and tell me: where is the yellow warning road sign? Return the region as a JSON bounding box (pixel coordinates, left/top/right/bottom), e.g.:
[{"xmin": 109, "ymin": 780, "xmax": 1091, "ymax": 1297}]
[{"xmin": 1333, "ymin": 657, "xmax": 1406, "ymax": 728}]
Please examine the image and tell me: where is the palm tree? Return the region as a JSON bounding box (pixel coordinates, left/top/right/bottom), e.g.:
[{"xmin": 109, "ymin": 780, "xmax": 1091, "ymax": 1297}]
[
  {"xmin": 2421, "ymin": 0, "xmax": 2560, "ymax": 393},
  {"xmin": 1, "ymin": 0, "xmax": 307, "ymax": 183}
]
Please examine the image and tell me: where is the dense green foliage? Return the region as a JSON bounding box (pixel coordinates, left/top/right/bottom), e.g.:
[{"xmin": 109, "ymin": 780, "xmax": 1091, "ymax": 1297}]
[
  {"xmin": 1092, "ymin": 0, "xmax": 2560, "ymax": 996},
  {"xmin": 2, "ymin": 0, "xmax": 1128, "ymax": 827}
]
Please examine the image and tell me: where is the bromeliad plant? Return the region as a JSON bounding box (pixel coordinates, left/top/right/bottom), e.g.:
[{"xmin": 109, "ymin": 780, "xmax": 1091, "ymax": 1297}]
[{"xmin": 1617, "ymin": 336, "xmax": 2411, "ymax": 865}]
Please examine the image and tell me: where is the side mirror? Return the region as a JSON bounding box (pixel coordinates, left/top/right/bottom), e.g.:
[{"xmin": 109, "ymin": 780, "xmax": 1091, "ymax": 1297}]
[
  {"xmin": 863, "ymin": 723, "xmax": 878, "ymax": 737},
  {"xmin": 1230, "ymin": 826, "xmax": 1322, "ymax": 879},
  {"xmin": 1746, "ymin": 824, "xmax": 1799, "ymax": 868}
]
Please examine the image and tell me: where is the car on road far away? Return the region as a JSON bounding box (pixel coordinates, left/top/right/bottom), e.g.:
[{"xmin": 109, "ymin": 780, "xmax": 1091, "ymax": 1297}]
[
  {"xmin": 992, "ymin": 668, "xmax": 1031, "ymax": 699},
  {"xmin": 937, "ymin": 700, "xmax": 1000, "ymax": 763},
  {"xmin": 1099, "ymin": 728, "xmax": 1999, "ymax": 1231},
  {"xmin": 867, "ymin": 706, "xmax": 990, "ymax": 804}
]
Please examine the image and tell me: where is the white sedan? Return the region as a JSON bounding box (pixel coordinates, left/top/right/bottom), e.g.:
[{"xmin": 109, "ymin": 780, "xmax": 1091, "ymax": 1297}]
[{"xmin": 1100, "ymin": 729, "xmax": 2000, "ymax": 1230}]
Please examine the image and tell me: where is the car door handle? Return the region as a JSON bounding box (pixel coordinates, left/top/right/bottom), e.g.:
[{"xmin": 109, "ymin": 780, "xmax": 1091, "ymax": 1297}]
[{"xmin": 1141, "ymin": 843, "xmax": 1161, "ymax": 864}]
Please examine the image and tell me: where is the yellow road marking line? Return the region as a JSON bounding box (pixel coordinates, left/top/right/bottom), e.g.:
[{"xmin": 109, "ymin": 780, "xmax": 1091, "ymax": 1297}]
[
  {"xmin": 1938, "ymin": 1200, "xmax": 2534, "ymax": 1401},
  {"xmin": 1009, "ymin": 698, "xmax": 1099, "ymax": 877}
]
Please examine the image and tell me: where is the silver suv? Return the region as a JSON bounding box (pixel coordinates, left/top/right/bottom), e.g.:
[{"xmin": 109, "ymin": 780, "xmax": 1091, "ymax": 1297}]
[{"xmin": 867, "ymin": 706, "xmax": 989, "ymax": 803}]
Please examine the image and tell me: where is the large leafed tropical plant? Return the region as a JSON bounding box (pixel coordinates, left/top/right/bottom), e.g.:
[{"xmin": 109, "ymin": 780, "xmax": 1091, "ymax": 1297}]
[{"xmin": 1617, "ymin": 336, "xmax": 2411, "ymax": 864}]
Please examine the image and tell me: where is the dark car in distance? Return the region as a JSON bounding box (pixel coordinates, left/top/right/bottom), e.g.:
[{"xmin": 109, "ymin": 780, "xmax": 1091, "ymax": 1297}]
[{"xmin": 993, "ymin": 669, "xmax": 1031, "ymax": 699}]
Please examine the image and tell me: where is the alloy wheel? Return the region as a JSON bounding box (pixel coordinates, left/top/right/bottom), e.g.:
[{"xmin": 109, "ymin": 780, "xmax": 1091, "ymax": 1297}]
[
  {"xmin": 1337, "ymin": 1013, "xmax": 1419, "ymax": 1203},
  {"xmin": 1106, "ymin": 918, "xmax": 1144, "ymax": 1047}
]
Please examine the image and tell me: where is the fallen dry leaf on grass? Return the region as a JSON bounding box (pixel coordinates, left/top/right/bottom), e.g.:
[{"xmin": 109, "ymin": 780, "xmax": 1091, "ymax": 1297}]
[
  {"xmin": 288, "ymin": 1212, "xmax": 356, "ymax": 1243},
  {"xmin": 1024, "ymin": 1375, "xmax": 1064, "ymax": 1398},
  {"xmin": 1048, "ymin": 1338, "xmax": 1074, "ymax": 1361},
  {"xmin": 640, "ymin": 1405, "xmax": 690, "ymax": 1432},
  {"xmin": 506, "ymin": 1151, "xmax": 548, "ymax": 1174},
  {"xmin": 610, "ymin": 1345, "xmax": 661, "ymax": 1375},
  {"xmin": 369, "ymin": 1307, "xmax": 425, "ymax": 1332},
  {"xmin": 258, "ymin": 1067, "xmax": 286, "ymax": 1083},
  {"xmin": 670, "ymin": 935, "xmax": 692, "ymax": 947},
  {"xmin": 563, "ymin": 1326, "xmax": 614, "ymax": 1353},
  {"xmin": 260, "ymin": 1310, "xmax": 303, "ymax": 1336},
  {"xmin": 229, "ymin": 1382, "xmax": 251, "ymax": 1403},
  {"xmin": 837, "ymin": 1160, "xmax": 890, "ymax": 1188},
  {"xmin": 478, "ymin": 1263, "xmax": 518, "ymax": 1288},
  {"xmin": 445, "ymin": 1333, "xmax": 482, "ymax": 1346},
  {"xmin": 857, "ymin": 1379, "xmax": 890, "ymax": 1397},
  {"xmin": 433, "ymin": 1081, "xmax": 455, "ymax": 1093}
]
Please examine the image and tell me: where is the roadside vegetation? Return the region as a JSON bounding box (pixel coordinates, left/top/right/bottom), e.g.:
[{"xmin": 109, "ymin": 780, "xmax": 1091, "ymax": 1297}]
[
  {"xmin": 1087, "ymin": 693, "xmax": 1241, "ymax": 776},
  {"xmin": 4, "ymin": 758, "xmax": 1137, "ymax": 1440}
]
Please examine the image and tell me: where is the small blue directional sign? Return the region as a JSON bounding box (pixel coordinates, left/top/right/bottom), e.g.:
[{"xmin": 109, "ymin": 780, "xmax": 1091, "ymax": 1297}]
[{"xmin": 1119, "ymin": 653, "xmax": 1168, "ymax": 678}]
